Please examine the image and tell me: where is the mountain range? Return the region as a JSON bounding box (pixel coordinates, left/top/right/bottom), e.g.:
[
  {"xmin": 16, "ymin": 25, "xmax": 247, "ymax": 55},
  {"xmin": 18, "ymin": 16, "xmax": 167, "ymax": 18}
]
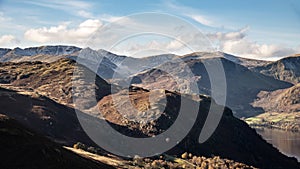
[
  {"xmin": 1, "ymin": 45, "xmax": 299, "ymax": 122},
  {"xmin": 0, "ymin": 45, "xmax": 299, "ymax": 168}
]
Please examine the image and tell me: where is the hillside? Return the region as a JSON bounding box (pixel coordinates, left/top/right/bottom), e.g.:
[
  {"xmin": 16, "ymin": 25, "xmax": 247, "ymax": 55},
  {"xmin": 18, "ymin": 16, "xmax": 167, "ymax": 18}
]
[
  {"xmin": 0, "ymin": 46, "xmax": 299, "ymax": 168},
  {"xmin": 0, "ymin": 87, "xmax": 101, "ymax": 145},
  {"xmin": 0, "ymin": 58, "xmax": 114, "ymax": 107},
  {"xmin": 0, "ymin": 114, "xmax": 113, "ymax": 169},
  {"xmin": 96, "ymin": 86, "xmax": 300, "ymax": 169},
  {"xmin": 253, "ymin": 54, "xmax": 300, "ymax": 84},
  {"xmin": 67, "ymin": 146, "xmax": 258, "ymax": 169},
  {"xmin": 253, "ymin": 83, "xmax": 300, "ymax": 113},
  {"xmin": 0, "ymin": 59, "xmax": 298, "ymax": 168},
  {"xmin": 0, "ymin": 106, "xmax": 258, "ymax": 169},
  {"xmin": 126, "ymin": 57, "xmax": 292, "ymax": 117},
  {"xmin": 246, "ymin": 83, "xmax": 300, "ymax": 131}
]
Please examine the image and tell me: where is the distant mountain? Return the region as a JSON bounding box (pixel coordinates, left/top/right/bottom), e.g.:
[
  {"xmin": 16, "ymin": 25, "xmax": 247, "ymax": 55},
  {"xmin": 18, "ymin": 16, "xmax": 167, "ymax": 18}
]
[
  {"xmin": 126, "ymin": 57, "xmax": 292, "ymax": 117},
  {"xmin": 0, "ymin": 45, "xmax": 81, "ymax": 62},
  {"xmin": 180, "ymin": 52, "xmax": 271, "ymax": 68},
  {"xmin": 253, "ymin": 54, "xmax": 300, "ymax": 84},
  {"xmin": 0, "ymin": 46, "xmax": 179, "ymax": 79},
  {"xmin": 0, "ymin": 114, "xmax": 113, "ymax": 169},
  {"xmin": 0, "ymin": 45, "xmax": 276, "ymax": 81},
  {"xmin": 98, "ymin": 50, "xmax": 176, "ymax": 77}
]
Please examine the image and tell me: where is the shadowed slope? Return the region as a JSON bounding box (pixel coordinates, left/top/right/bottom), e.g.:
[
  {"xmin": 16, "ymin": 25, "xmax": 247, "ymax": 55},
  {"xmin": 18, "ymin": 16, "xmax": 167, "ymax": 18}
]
[
  {"xmin": 0, "ymin": 114, "xmax": 114, "ymax": 169},
  {"xmin": 97, "ymin": 86, "xmax": 300, "ymax": 169}
]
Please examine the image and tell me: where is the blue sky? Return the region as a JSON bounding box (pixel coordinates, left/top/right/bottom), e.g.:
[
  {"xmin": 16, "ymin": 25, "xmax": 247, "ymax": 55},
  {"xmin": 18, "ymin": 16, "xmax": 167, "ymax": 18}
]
[{"xmin": 0, "ymin": 0, "xmax": 300, "ymax": 59}]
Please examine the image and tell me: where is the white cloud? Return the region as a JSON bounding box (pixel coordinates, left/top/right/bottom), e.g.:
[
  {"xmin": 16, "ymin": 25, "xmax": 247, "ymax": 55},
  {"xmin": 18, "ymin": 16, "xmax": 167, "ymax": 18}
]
[
  {"xmin": 77, "ymin": 10, "xmax": 94, "ymax": 18},
  {"xmin": 112, "ymin": 39, "xmax": 184, "ymax": 57},
  {"xmin": 99, "ymin": 14, "xmax": 124, "ymax": 23},
  {"xmin": 208, "ymin": 27, "xmax": 249, "ymax": 41},
  {"xmin": 0, "ymin": 35, "xmax": 15, "ymax": 44},
  {"xmin": 110, "ymin": 32, "xmax": 211, "ymax": 57},
  {"xmin": 209, "ymin": 28, "xmax": 298, "ymax": 59},
  {"xmin": 187, "ymin": 14, "xmax": 214, "ymax": 27},
  {"xmin": 24, "ymin": 19, "xmax": 102, "ymax": 45},
  {"xmin": 113, "ymin": 26, "xmax": 299, "ymax": 59},
  {"xmin": 0, "ymin": 35, "xmax": 20, "ymax": 47},
  {"xmin": 296, "ymin": 46, "xmax": 300, "ymax": 54},
  {"xmin": 18, "ymin": 10, "xmax": 299, "ymax": 60},
  {"xmin": 221, "ymin": 39, "xmax": 296, "ymax": 59}
]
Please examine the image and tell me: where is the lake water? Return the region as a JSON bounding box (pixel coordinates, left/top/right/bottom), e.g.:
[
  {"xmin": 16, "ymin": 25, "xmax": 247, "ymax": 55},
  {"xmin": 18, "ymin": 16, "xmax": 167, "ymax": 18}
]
[{"xmin": 256, "ymin": 128, "xmax": 300, "ymax": 162}]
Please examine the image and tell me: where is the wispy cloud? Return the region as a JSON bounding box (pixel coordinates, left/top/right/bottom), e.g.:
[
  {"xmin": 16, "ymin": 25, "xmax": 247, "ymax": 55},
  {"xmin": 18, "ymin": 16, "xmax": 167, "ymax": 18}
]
[
  {"xmin": 187, "ymin": 14, "xmax": 214, "ymax": 27},
  {"xmin": 0, "ymin": 12, "xmax": 11, "ymax": 23},
  {"xmin": 25, "ymin": 0, "xmax": 92, "ymax": 10},
  {"xmin": 163, "ymin": 1, "xmax": 216, "ymax": 27},
  {"xmin": 99, "ymin": 14, "xmax": 124, "ymax": 23},
  {"xmin": 77, "ymin": 10, "xmax": 94, "ymax": 18},
  {"xmin": 208, "ymin": 27, "xmax": 249, "ymax": 41},
  {"xmin": 23, "ymin": 0, "xmax": 94, "ymax": 18},
  {"xmin": 0, "ymin": 11, "xmax": 28, "ymax": 32}
]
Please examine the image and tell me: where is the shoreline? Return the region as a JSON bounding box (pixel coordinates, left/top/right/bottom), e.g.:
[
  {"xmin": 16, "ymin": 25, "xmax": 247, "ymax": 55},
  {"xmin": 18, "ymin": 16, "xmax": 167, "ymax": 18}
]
[
  {"xmin": 244, "ymin": 112, "xmax": 300, "ymax": 133},
  {"xmin": 248, "ymin": 124, "xmax": 300, "ymax": 133}
]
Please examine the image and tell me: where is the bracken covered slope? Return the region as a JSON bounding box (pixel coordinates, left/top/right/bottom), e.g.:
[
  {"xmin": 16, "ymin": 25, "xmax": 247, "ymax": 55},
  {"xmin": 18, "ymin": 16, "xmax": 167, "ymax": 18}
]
[{"xmin": 0, "ymin": 58, "xmax": 113, "ymax": 106}]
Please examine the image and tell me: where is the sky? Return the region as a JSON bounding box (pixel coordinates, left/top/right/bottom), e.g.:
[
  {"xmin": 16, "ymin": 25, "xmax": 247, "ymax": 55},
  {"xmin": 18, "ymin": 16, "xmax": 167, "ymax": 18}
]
[{"xmin": 0, "ymin": 0, "xmax": 300, "ymax": 60}]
